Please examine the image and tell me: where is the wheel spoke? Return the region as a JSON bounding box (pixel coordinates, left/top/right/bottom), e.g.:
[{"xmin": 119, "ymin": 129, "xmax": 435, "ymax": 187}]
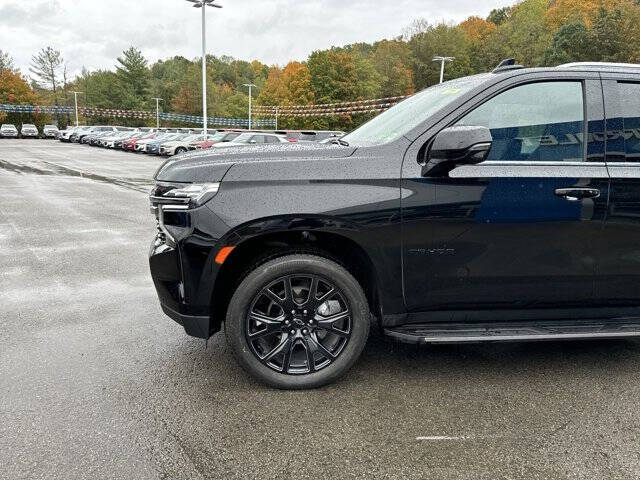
[
  {"xmin": 308, "ymin": 276, "xmax": 320, "ymax": 305},
  {"xmin": 316, "ymin": 311, "xmax": 350, "ymax": 328},
  {"xmin": 281, "ymin": 337, "xmax": 296, "ymax": 373},
  {"xmin": 301, "ymin": 337, "xmax": 316, "ymax": 372},
  {"xmin": 284, "ymin": 277, "xmax": 294, "ymax": 304},
  {"xmin": 263, "ymin": 288, "xmax": 285, "ymax": 307},
  {"xmin": 262, "ymin": 335, "xmax": 291, "ymax": 363},
  {"xmin": 248, "ymin": 322, "xmax": 282, "ymax": 339},
  {"xmin": 307, "ymin": 333, "xmax": 337, "ymax": 359},
  {"xmin": 249, "ymin": 312, "xmax": 283, "ymax": 325},
  {"xmin": 317, "ymin": 286, "xmax": 335, "ymax": 303},
  {"xmin": 317, "ymin": 325, "xmax": 349, "ymax": 338}
]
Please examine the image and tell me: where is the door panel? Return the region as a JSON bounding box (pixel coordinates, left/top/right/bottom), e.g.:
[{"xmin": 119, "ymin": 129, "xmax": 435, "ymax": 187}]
[
  {"xmin": 599, "ymin": 77, "xmax": 640, "ymax": 305},
  {"xmin": 402, "ymin": 78, "xmax": 608, "ymax": 313}
]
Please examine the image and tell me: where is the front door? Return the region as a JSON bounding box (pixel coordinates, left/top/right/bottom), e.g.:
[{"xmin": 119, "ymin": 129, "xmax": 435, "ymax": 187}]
[{"xmin": 402, "ymin": 77, "xmax": 609, "ymax": 314}]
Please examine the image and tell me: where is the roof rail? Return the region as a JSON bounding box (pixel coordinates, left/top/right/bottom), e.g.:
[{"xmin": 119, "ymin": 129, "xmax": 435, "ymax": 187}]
[
  {"xmin": 492, "ymin": 58, "xmax": 524, "ymax": 74},
  {"xmin": 557, "ymin": 62, "xmax": 640, "ymax": 70}
]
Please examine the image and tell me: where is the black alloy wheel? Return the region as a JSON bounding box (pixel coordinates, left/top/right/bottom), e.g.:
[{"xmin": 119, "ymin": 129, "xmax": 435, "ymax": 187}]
[
  {"xmin": 246, "ymin": 274, "xmax": 351, "ymax": 375},
  {"xmin": 226, "ymin": 254, "xmax": 370, "ymax": 389}
]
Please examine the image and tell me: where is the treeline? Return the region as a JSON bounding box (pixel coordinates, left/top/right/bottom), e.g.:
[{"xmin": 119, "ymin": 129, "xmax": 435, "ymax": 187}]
[{"xmin": 2, "ymin": 0, "xmax": 640, "ymax": 130}]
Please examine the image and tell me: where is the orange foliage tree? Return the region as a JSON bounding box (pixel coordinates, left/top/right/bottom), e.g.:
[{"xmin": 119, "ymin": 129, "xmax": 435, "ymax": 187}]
[{"xmin": 546, "ymin": 0, "xmax": 622, "ymax": 29}]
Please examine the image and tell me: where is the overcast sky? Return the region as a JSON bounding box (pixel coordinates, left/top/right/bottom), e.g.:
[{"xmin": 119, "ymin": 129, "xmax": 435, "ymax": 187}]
[{"xmin": 0, "ymin": 0, "xmax": 507, "ymax": 77}]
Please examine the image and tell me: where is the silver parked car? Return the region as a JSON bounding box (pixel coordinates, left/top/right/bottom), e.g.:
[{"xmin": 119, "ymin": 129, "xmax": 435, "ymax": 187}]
[
  {"xmin": 0, "ymin": 124, "xmax": 18, "ymax": 138},
  {"xmin": 21, "ymin": 124, "xmax": 39, "ymax": 138},
  {"xmin": 43, "ymin": 125, "xmax": 60, "ymax": 139}
]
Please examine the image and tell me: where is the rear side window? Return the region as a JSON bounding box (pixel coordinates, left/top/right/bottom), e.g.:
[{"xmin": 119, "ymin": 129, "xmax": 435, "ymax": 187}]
[
  {"xmin": 608, "ymin": 82, "xmax": 640, "ymax": 162},
  {"xmin": 457, "ymin": 81, "xmax": 585, "ymax": 162}
]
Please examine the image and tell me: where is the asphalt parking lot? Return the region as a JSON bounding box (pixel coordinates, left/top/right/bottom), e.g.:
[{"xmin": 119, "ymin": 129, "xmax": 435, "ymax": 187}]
[{"xmin": 3, "ymin": 139, "xmax": 640, "ymax": 479}]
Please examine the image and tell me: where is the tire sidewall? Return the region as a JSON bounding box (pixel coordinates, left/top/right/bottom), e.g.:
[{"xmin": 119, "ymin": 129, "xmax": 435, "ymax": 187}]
[{"xmin": 225, "ymin": 254, "xmax": 370, "ymax": 389}]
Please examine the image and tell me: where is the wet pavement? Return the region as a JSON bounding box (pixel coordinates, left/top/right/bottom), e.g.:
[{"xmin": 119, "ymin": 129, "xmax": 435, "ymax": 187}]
[{"xmin": 2, "ymin": 139, "xmax": 640, "ymax": 479}]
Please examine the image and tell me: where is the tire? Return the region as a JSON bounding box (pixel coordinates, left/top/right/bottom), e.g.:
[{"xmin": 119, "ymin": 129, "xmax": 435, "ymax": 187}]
[
  {"xmin": 175, "ymin": 147, "xmax": 187, "ymax": 155},
  {"xmin": 225, "ymin": 254, "xmax": 370, "ymax": 389}
]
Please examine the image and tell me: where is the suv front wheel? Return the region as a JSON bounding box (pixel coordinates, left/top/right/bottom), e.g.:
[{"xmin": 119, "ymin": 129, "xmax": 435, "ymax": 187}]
[{"xmin": 225, "ymin": 254, "xmax": 370, "ymax": 389}]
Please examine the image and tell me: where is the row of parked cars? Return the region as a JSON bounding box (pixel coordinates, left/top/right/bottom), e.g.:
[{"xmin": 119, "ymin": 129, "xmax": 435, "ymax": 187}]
[
  {"xmin": 0, "ymin": 123, "xmax": 61, "ymax": 139},
  {"xmin": 59, "ymin": 125, "xmax": 345, "ymax": 156}
]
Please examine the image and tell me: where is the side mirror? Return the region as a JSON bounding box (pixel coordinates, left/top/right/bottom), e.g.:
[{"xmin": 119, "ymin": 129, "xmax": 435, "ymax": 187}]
[{"xmin": 422, "ymin": 126, "xmax": 493, "ymax": 177}]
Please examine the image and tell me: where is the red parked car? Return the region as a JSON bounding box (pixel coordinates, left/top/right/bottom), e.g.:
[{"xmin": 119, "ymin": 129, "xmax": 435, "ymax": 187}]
[
  {"xmin": 188, "ymin": 131, "xmax": 242, "ymax": 150},
  {"xmin": 123, "ymin": 133, "xmax": 155, "ymax": 151}
]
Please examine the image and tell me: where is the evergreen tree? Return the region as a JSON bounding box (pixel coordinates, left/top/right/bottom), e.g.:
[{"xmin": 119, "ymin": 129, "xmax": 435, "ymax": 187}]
[{"xmin": 115, "ymin": 47, "xmax": 150, "ymax": 109}]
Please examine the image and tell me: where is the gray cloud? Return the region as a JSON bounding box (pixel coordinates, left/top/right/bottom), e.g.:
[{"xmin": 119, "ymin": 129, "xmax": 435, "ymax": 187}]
[{"xmin": 0, "ymin": 0, "xmax": 507, "ymax": 78}]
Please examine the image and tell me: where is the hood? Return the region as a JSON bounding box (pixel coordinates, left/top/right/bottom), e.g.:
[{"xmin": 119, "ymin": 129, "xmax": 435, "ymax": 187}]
[{"xmin": 155, "ymin": 142, "xmax": 357, "ymax": 183}]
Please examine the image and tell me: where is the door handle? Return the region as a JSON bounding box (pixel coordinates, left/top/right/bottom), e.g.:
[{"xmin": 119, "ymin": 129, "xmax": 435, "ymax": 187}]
[{"xmin": 554, "ymin": 188, "xmax": 601, "ymax": 202}]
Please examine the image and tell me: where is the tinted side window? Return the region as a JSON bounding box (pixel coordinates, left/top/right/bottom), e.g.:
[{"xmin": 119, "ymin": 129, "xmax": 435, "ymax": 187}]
[
  {"xmin": 266, "ymin": 136, "xmax": 280, "ymax": 144},
  {"xmin": 614, "ymin": 82, "xmax": 640, "ymax": 161},
  {"xmin": 457, "ymin": 81, "xmax": 585, "ymax": 162},
  {"xmin": 251, "ymin": 136, "xmax": 265, "ymax": 144}
]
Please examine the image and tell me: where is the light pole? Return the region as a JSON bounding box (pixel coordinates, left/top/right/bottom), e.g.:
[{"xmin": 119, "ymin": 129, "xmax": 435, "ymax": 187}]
[
  {"xmin": 242, "ymin": 83, "xmax": 256, "ymax": 130},
  {"xmin": 185, "ymin": 0, "xmax": 223, "ymax": 140},
  {"xmin": 432, "ymin": 56, "xmax": 455, "ymax": 84},
  {"xmin": 152, "ymin": 97, "xmax": 163, "ymax": 129},
  {"xmin": 73, "ymin": 91, "xmax": 83, "ymax": 126}
]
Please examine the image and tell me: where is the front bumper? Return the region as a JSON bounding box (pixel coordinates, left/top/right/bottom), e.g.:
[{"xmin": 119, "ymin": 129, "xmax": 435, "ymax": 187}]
[
  {"xmin": 149, "ymin": 202, "xmax": 232, "ymax": 340},
  {"xmin": 22, "ymin": 131, "xmax": 38, "ymax": 137},
  {"xmin": 160, "ymin": 303, "xmax": 211, "ymax": 339}
]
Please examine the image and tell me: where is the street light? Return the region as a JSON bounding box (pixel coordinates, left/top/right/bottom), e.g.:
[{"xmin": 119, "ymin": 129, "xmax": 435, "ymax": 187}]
[
  {"xmin": 242, "ymin": 83, "xmax": 256, "ymax": 130},
  {"xmin": 73, "ymin": 91, "xmax": 83, "ymax": 127},
  {"xmin": 152, "ymin": 97, "xmax": 163, "ymax": 129},
  {"xmin": 185, "ymin": 0, "xmax": 223, "ymax": 140},
  {"xmin": 432, "ymin": 56, "xmax": 455, "ymax": 84}
]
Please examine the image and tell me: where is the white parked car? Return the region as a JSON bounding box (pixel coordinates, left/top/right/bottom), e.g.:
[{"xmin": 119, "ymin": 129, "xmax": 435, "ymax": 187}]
[
  {"xmin": 135, "ymin": 133, "xmax": 176, "ymax": 153},
  {"xmin": 43, "ymin": 125, "xmax": 60, "ymax": 139},
  {"xmin": 0, "ymin": 124, "xmax": 18, "ymax": 138},
  {"xmin": 59, "ymin": 127, "xmax": 79, "ymax": 142},
  {"xmin": 159, "ymin": 134, "xmax": 205, "ymax": 156},
  {"xmin": 100, "ymin": 131, "xmax": 137, "ymax": 148},
  {"xmin": 212, "ymin": 132, "xmax": 290, "ymax": 148},
  {"xmin": 20, "ymin": 124, "xmax": 39, "ymax": 138}
]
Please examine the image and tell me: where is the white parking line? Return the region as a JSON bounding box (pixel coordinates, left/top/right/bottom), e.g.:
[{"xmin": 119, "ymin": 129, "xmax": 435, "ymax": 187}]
[{"xmin": 416, "ymin": 435, "xmax": 473, "ymax": 441}]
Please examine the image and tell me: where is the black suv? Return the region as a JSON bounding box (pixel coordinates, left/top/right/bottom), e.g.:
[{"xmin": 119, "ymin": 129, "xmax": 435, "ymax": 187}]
[{"xmin": 150, "ymin": 61, "xmax": 640, "ymax": 389}]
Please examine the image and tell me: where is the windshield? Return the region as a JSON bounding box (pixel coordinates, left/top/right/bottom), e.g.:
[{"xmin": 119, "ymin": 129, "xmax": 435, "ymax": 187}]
[
  {"xmin": 203, "ymin": 132, "xmax": 228, "ymax": 142},
  {"xmin": 342, "ymin": 74, "xmax": 490, "ymax": 146},
  {"xmin": 232, "ymin": 133, "xmax": 255, "ymax": 143}
]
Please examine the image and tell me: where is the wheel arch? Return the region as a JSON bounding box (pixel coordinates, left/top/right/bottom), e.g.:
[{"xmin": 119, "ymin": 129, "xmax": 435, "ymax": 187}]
[{"xmin": 210, "ymin": 226, "xmax": 383, "ymax": 334}]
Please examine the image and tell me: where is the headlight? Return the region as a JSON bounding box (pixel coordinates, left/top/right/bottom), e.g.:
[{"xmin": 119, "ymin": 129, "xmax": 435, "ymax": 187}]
[{"xmin": 150, "ymin": 182, "xmax": 220, "ymax": 210}]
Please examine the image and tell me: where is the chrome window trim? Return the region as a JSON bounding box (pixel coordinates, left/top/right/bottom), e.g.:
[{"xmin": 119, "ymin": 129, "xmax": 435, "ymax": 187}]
[{"xmin": 481, "ymin": 161, "xmax": 606, "ymax": 167}]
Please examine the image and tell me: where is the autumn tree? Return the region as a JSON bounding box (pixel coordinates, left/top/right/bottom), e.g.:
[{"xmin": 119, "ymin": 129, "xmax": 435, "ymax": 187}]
[
  {"xmin": 487, "ymin": 7, "xmax": 512, "ymax": 26},
  {"xmin": 460, "ymin": 17, "xmax": 499, "ymax": 72},
  {"xmin": 546, "ymin": 0, "xmax": 621, "ymax": 29},
  {"xmin": 0, "ymin": 70, "xmax": 41, "ymax": 125},
  {"xmin": 408, "ymin": 22, "xmax": 473, "ymax": 89},
  {"xmin": 371, "ymin": 40, "xmax": 415, "ymax": 97},
  {"xmin": 588, "ymin": 4, "xmax": 640, "ymax": 62},
  {"xmin": 542, "ymin": 21, "xmax": 591, "ymax": 65}
]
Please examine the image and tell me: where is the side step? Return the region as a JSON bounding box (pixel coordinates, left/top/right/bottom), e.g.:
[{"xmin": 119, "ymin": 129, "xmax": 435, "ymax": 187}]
[{"xmin": 384, "ymin": 320, "xmax": 640, "ymax": 344}]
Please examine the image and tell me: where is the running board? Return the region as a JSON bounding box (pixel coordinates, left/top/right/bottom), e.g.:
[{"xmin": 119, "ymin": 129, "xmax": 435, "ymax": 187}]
[{"xmin": 384, "ymin": 320, "xmax": 640, "ymax": 344}]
